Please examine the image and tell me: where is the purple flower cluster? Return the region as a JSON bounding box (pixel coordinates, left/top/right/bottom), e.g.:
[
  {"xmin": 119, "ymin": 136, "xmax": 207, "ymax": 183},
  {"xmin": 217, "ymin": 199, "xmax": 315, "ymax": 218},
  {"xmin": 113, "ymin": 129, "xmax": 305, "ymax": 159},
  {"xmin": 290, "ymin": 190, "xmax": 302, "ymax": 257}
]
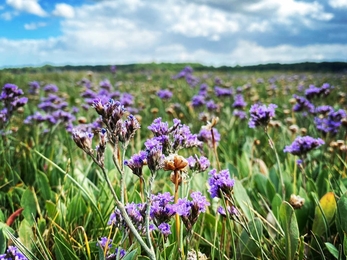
[
  {"xmin": 147, "ymin": 117, "xmax": 202, "ymax": 155},
  {"xmin": 191, "ymin": 84, "xmax": 210, "ymax": 108},
  {"xmin": 187, "ymin": 155, "xmax": 210, "ymax": 172},
  {"xmin": 208, "ymin": 169, "xmax": 235, "ymax": 198},
  {"xmin": 197, "ymin": 127, "xmax": 220, "ymax": 148},
  {"xmin": 217, "ymin": 205, "xmax": 238, "ymax": 217},
  {"xmin": 28, "ymin": 81, "xmax": 40, "ymax": 95},
  {"xmin": 157, "ymin": 89, "xmax": 173, "ymax": 100},
  {"xmin": 292, "ymin": 95, "xmax": 315, "ymax": 113},
  {"xmin": 124, "ymin": 150, "xmax": 147, "ymax": 177},
  {"xmin": 214, "ymin": 86, "xmax": 233, "ymax": 97},
  {"xmin": 172, "ymin": 66, "xmax": 199, "ymax": 87},
  {"xmin": 305, "ymin": 83, "xmax": 333, "ymax": 100},
  {"xmin": 248, "ymin": 103, "xmax": 277, "ymax": 128},
  {"xmin": 232, "ymin": 94, "xmax": 247, "ymax": 109},
  {"xmin": 283, "ymin": 136, "xmax": 324, "ymax": 156},
  {"xmin": 25, "ymin": 91, "xmax": 76, "ymax": 132},
  {"xmin": 0, "ymin": 246, "xmax": 27, "ymax": 260},
  {"xmin": 174, "ymin": 191, "xmax": 210, "ymax": 230},
  {"xmin": 0, "ymin": 83, "xmax": 28, "ymax": 130},
  {"xmin": 233, "ymin": 110, "xmax": 247, "ymax": 120},
  {"xmin": 314, "ymin": 109, "xmax": 346, "ymax": 135},
  {"xmin": 43, "ymin": 84, "xmax": 58, "ymax": 93},
  {"xmin": 108, "ymin": 191, "xmax": 209, "ymax": 235}
]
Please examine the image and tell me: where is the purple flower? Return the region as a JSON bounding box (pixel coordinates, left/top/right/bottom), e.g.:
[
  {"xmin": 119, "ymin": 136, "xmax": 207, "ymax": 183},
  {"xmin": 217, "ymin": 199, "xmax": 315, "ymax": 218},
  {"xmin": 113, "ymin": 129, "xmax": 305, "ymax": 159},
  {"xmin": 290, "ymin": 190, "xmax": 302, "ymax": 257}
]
[
  {"xmin": 124, "ymin": 150, "xmax": 147, "ymax": 177},
  {"xmin": 158, "ymin": 223, "xmax": 171, "ymax": 236},
  {"xmin": 248, "ymin": 103, "xmax": 277, "ymax": 128},
  {"xmin": 217, "ymin": 205, "xmax": 238, "ymax": 217},
  {"xmin": 233, "ymin": 94, "xmax": 247, "ymax": 109},
  {"xmin": 214, "ymin": 86, "xmax": 233, "ymax": 97},
  {"xmin": 148, "ymin": 117, "xmax": 169, "ymax": 136},
  {"xmin": 150, "ymin": 192, "xmax": 175, "ymax": 224},
  {"xmin": 314, "ymin": 109, "xmax": 346, "ymax": 135},
  {"xmin": 97, "ymin": 237, "xmax": 113, "ymax": 249},
  {"xmin": 283, "ymin": 136, "xmax": 324, "ymax": 156},
  {"xmin": 43, "ymin": 84, "xmax": 58, "ymax": 92},
  {"xmin": 157, "ymin": 89, "xmax": 173, "ymax": 100},
  {"xmin": 99, "ymin": 79, "xmax": 112, "ymax": 91},
  {"xmin": 190, "ymin": 191, "xmax": 210, "ymax": 213},
  {"xmin": 11, "ymin": 97, "xmax": 28, "ymax": 108},
  {"xmin": 187, "ymin": 155, "xmax": 210, "ymax": 172},
  {"xmin": 0, "ymin": 246, "xmax": 27, "ymax": 260},
  {"xmin": 233, "ymin": 110, "xmax": 247, "ymax": 120},
  {"xmin": 191, "ymin": 95, "xmax": 205, "ymax": 107},
  {"xmin": 28, "ymin": 81, "xmax": 40, "ymax": 95},
  {"xmin": 174, "ymin": 198, "xmax": 192, "ymax": 217},
  {"xmin": 305, "ymin": 84, "xmax": 320, "ymax": 99},
  {"xmin": 172, "ymin": 66, "xmax": 194, "ymax": 79},
  {"xmin": 72, "ymin": 130, "xmax": 94, "ymax": 154},
  {"xmin": 292, "ymin": 95, "xmax": 315, "ymax": 113},
  {"xmin": 315, "ymin": 105, "xmax": 334, "ymax": 115},
  {"xmin": 198, "ymin": 83, "xmax": 209, "ymax": 96},
  {"xmin": 197, "ymin": 127, "xmax": 220, "ymax": 147},
  {"xmin": 208, "ymin": 169, "xmax": 235, "ymax": 198},
  {"xmin": 206, "ymin": 100, "xmax": 219, "ymax": 111}
]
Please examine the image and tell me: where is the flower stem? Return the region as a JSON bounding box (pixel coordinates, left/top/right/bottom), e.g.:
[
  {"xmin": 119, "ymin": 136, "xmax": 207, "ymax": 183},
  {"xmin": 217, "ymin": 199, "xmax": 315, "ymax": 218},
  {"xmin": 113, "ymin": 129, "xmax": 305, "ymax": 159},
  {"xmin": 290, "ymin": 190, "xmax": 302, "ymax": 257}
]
[{"xmin": 265, "ymin": 131, "xmax": 285, "ymax": 200}]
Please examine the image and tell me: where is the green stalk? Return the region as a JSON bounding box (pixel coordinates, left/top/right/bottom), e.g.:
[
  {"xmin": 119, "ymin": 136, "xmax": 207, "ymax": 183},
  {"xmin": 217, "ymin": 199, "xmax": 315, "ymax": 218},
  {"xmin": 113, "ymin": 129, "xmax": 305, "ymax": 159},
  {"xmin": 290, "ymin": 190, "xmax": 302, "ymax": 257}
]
[{"xmin": 265, "ymin": 131, "xmax": 285, "ymax": 200}]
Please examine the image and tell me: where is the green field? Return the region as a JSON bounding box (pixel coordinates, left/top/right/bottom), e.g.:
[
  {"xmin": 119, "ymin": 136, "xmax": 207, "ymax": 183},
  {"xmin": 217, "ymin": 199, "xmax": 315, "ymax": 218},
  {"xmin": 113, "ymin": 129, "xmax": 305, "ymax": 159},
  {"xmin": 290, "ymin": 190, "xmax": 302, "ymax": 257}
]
[{"xmin": 0, "ymin": 64, "xmax": 347, "ymax": 259}]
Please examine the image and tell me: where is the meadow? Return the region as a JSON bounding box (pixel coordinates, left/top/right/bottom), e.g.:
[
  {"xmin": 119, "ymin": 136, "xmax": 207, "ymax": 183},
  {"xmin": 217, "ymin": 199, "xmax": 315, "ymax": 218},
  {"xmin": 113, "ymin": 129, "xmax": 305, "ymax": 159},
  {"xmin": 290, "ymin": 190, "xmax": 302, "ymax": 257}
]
[{"xmin": 0, "ymin": 65, "xmax": 346, "ymax": 260}]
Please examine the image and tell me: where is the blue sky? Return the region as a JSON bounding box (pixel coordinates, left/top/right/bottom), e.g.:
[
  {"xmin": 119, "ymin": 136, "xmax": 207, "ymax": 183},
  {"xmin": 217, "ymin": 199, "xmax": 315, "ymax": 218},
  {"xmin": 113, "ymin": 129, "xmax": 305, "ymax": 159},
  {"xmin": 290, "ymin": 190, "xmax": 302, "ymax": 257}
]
[{"xmin": 1, "ymin": 0, "xmax": 347, "ymax": 68}]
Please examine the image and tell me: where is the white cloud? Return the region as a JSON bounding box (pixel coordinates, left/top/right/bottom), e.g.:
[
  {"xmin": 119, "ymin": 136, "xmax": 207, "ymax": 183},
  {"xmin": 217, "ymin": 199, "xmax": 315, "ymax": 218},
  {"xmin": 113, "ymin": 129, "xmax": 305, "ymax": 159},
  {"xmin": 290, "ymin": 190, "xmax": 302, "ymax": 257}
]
[
  {"xmin": 0, "ymin": 0, "xmax": 346, "ymax": 68},
  {"xmin": 24, "ymin": 22, "xmax": 47, "ymax": 30},
  {"xmin": 167, "ymin": 3, "xmax": 239, "ymax": 40},
  {"xmin": 248, "ymin": 0, "xmax": 333, "ymax": 22},
  {"xmin": 329, "ymin": 0, "xmax": 347, "ymax": 8},
  {"xmin": 6, "ymin": 0, "xmax": 47, "ymax": 17},
  {"xmin": 0, "ymin": 5, "xmax": 4, "ymax": 10},
  {"xmin": 1, "ymin": 11, "xmax": 16, "ymax": 20},
  {"xmin": 52, "ymin": 3, "xmax": 75, "ymax": 18}
]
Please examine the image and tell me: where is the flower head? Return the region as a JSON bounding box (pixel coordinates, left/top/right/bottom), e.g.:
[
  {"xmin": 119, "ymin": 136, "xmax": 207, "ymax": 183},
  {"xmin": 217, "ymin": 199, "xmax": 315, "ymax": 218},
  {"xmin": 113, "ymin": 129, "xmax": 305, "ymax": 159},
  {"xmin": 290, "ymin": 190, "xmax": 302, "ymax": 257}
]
[
  {"xmin": 208, "ymin": 169, "xmax": 235, "ymax": 198},
  {"xmin": 283, "ymin": 136, "xmax": 324, "ymax": 156},
  {"xmin": 248, "ymin": 103, "xmax": 277, "ymax": 128}
]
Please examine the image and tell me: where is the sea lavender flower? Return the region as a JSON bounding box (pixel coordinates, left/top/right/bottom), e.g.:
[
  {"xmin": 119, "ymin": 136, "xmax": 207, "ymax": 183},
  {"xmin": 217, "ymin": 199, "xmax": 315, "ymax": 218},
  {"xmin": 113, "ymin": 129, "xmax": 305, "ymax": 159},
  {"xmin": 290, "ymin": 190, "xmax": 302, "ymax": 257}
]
[
  {"xmin": 208, "ymin": 169, "xmax": 235, "ymax": 198},
  {"xmin": 157, "ymin": 89, "xmax": 173, "ymax": 100},
  {"xmin": 206, "ymin": 100, "xmax": 219, "ymax": 112},
  {"xmin": 150, "ymin": 192, "xmax": 176, "ymax": 224},
  {"xmin": 124, "ymin": 150, "xmax": 147, "ymax": 177},
  {"xmin": 110, "ymin": 65, "xmax": 117, "ymax": 74},
  {"xmin": 148, "ymin": 117, "xmax": 169, "ymax": 136},
  {"xmin": 248, "ymin": 103, "xmax": 277, "ymax": 128},
  {"xmin": 157, "ymin": 223, "xmax": 171, "ymax": 236},
  {"xmin": 198, "ymin": 83, "xmax": 209, "ymax": 97},
  {"xmin": 187, "ymin": 155, "xmax": 210, "ymax": 172},
  {"xmin": 107, "ymin": 248, "xmax": 126, "ymax": 260},
  {"xmin": 97, "ymin": 237, "xmax": 113, "ymax": 250},
  {"xmin": 72, "ymin": 130, "xmax": 94, "ymax": 154},
  {"xmin": 174, "ymin": 192, "xmax": 210, "ymax": 230},
  {"xmin": 315, "ymin": 105, "xmax": 334, "ymax": 115},
  {"xmin": 43, "ymin": 84, "xmax": 58, "ymax": 92},
  {"xmin": 120, "ymin": 93, "xmax": 134, "ymax": 107},
  {"xmin": 0, "ymin": 246, "xmax": 27, "ymax": 260},
  {"xmin": 99, "ymin": 79, "xmax": 112, "ymax": 91},
  {"xmin": 125, "ymin": 202, "xmax": 147, "ymax": 232},
  {"xmin": 214, "ymin": 86, "xmax": 233, "ymax": 97},
  {"xmin": 305, "ymin": 84, "xmax": 320, "ymax": 99},
  {"xmin": 28, "ymin": 81, "xmax": 40, "ymax": 95},
  {"xmin": 315, "ymin": 109, "xmax": 346, "ymax": 135},
  {"xmin": 233, "ymin": 94, "xmax": 247, "ymax": 109},
  {"xmin": 217, "ymin": 205, "xmax": 238, "ymax": 217},
  {"xmin": 283, "ymin": 136, "xmax": 324, "ymax": 156},
  {"xmin": 145, "ymin": 140, "xmax": 164, "ymax": 174},
  {"xmin": 292, "ymin": 95, "xmax": 315, "ymax": 113},
  {"xmin": 191, "ymin": 95, "xmax": 206, "ymax": 107},
  {"xmin": 197, "ymin": 127, "xmax": 220, "ymax": 148},
  {"xmin": 172, "ymin": 66, "xmax": 194, "ymax": 79},
  {"xmin": 233, "ymin": 110, "xmax": 247, "ymax": 120},
  {"xmin": 108, "ymin": 208, "xmax": 124, "ymax": 227}
]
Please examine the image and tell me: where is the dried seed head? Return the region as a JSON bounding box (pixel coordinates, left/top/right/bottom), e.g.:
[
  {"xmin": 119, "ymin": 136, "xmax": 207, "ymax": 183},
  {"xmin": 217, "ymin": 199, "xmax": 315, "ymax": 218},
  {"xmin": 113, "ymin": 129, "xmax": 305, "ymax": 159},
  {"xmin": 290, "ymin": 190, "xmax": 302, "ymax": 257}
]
[
  {"xmin": 289, "ymin": 194, "xmax": 305, "ymax": 209},
  {"xmin": 289, "ymin": 124, "xmax": 299, "ymax": 134},
  {"xmin": 164, "ymin": 154, "xmax": 188, "ymax": 171},
  {"xmin": 300, "ymin": 128, "xmax": 307, "ymax": 135}
]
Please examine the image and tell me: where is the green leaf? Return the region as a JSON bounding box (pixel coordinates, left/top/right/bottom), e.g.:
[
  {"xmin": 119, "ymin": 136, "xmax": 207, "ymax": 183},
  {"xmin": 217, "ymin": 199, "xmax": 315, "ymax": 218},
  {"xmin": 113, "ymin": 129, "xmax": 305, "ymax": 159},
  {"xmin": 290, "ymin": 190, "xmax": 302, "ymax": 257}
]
[
  {"xmin": 233, "ymin": 179, "xmax": 254, "ymax": 220},
  {"xmin": 325, "ymin": 242, "xmax": 339, "ymax": 259},
  {"xmin": 123, "ymin": 249, "xmax": 138, "ymax": 260},
  {"xmin": 18, "ymin": 219, "xmax": 34, "ymax": 251},
  {"xmin": 239, "ymin": 217, "xmax": 263, "ymax": 259},
  {"xmin": 36, "ymin": 170, "xmax": 52, "ymax": 200},
  {"xmin": 312, "ymin": 192, "xmax": 336, "ymax": 236},
  {"xmin": 20, "ymin": 187, "xmax": 37, "ymax": 226},
  {"xmin": 279, "ymin": 201, "xmax": 299, "ymax": 260},
  {"xmin": 337, "ymin": 192, "xmax": 347, "ymax": 233}
]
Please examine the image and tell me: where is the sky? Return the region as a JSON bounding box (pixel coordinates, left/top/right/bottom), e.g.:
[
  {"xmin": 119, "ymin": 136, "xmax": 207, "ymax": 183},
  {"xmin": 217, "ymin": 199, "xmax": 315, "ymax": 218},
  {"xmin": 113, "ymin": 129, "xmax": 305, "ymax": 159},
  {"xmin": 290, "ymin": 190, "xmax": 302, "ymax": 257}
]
[{"xmin": 1, "ymin": 0, "xmax": 347, "ymax": 68}]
